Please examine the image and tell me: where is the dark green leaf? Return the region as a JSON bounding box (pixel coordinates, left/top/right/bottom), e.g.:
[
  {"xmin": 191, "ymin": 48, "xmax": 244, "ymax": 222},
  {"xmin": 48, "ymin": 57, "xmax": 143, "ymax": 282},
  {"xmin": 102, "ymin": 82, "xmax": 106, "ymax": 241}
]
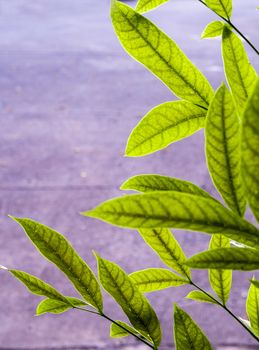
[
  {"xmin": 95, "ymin": 253, "xmax": 162, "ymax": 347},
  {"xmin": 174, "ymin": 304, "xmax": 213, "ymax": 350},
  {"xmin": 201, "ymin": 21, "xmax": 224, "ymax": 39},
  {"xmin": 186, "ymin": 247, "xmax": 259, "ymax": 271},
  {"xmin": 36, "ymin": 296, "xmax": 87, "ymax": 316},
  {"xmin": 251, "ymin": 280, "xmax": 259, "ymax": 289},
  {"xmin": 84, "ymin": 191, "xmax": 259, "ymax": 249},
  {"xmin": 11, "ymin": 217, "xmax": 103, "ymax": 311},
  {"xmin": 111, "ymin": 1, "xmax": 214, "ymax": 107},
  {"xmin": 222, "ymin": 26, "xmax": 257, "ymax": 114},
  {"xmin": 186, "ymin": 290, "xmax": 218, "ymax": 305},
  {"xmin": 125, "ymin": 101, "xmax": 206, "ymax": 156},
  {"xmin": 241, "ymin": 79, "xmax": 259, "ymax": 222},
  {"xmin": 206, "ymin": 83, "xmax": 246, "ymax": 216},
  {"xmin": 136, "ymin": 0, "xmax": 168, "ymax": 13},
  {"xmin": 129, "ymin": 268, "xmax": 189, "ymax": 293}
]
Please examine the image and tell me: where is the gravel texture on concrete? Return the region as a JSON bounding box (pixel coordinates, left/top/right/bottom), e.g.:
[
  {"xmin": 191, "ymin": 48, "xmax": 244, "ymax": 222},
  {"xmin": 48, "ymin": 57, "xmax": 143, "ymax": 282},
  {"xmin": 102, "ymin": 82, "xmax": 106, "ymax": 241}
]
[{"xmin": 0, "ymin": 0, "xmax": 258, "ymax": 349}]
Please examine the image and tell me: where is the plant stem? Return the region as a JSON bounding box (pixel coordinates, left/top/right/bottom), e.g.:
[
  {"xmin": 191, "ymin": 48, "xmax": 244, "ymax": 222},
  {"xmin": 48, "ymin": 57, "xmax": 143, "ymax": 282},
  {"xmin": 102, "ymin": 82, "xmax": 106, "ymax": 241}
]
[
  {"xmin": 74, "ymin": 306, "xmax": 155, "ymax": 349},
  {"xmin": 197, "ymin": 0, "xmax": 259, "ymax": 55},
  {"xmin": 190, "ymin": 281, "xmax": 259, "ymax": 343}
]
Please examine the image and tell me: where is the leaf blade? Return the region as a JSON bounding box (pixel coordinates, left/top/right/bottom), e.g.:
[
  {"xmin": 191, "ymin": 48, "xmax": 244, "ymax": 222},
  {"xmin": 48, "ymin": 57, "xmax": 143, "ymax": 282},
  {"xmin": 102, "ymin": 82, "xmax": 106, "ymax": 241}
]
[
  {"xmin": 111, "ymin": 1, "xmax": 214, "ymax": 107},
  {"xmin": 174, "ymin": 304, "xmax": 213, "ymax": 350},
  {"xmin": 205, "ymin": 0, "xmax": 232, "ymax": 20},
  {"xmin": 186, "ymin": 290, "xmax": 218, "ymax": 305},
  {"xmin": 36, "ymin": 296, "xmax": 87, "ymax": 316},
  {"xmin": 126, "ymin": 101, "xmax": 206, "ymax": 157},
  {"xmin": 129, "ymin": 268, "xmax": 189, "ymax": 293},
  {"xmin": 201, "ymin": 20, "xmax": 224, "ymax": 39},
  {"xmin": 136, "ymin": 0, "xmax": 168, "ymax": 13},
  {"xmin": 247, "ymin": 280, "xmax": 259, "ymax": 336},
  {"xmin": 241, "ymin": 79, "xmax": 259, "ymax": 222},
  {"xmin": 95, "ymin": 254, "xmax": 162, "ymax": 347},
  {"xmin": 11, "ymin": 217, "xmax": 103, "ymax": 311}
]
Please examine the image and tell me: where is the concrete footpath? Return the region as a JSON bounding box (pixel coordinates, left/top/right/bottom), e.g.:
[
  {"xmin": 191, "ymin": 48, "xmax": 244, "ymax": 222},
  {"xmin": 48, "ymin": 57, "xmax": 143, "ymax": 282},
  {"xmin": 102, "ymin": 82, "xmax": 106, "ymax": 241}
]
[{"xmin": 0, "ymin": 0, "xmax": 258, "ymax": 349}]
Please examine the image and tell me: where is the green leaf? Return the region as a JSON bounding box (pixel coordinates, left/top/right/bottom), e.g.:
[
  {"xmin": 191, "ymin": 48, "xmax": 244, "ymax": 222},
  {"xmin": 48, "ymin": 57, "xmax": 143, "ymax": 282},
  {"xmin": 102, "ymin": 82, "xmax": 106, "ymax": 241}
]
[
  {"xmin": 186, "ymin": 247, "xmax": 259, "ymax": 271},
  {"xmin": 201, "ymin": 21, "xmax": 224, "ymax": 39},
  {"xmin": 84, "ymin": 191, "xmax": 259, "ymax": 249},
  {"xmin": 9, "ymin": 269, "xmax": 68, "ymax": 303},
  {"xmin": 36, "ymin": 296, "xmax": 87, "ymax": 316},
  {"xmin": 174, "ymin": 304, "xmax": 213, "ymax": 350},
  {"xmin": 247, "ymin": 279, "xmax": 259, "ymax": 336},
  {"xmin": 222, "ymin": 26, "xmax": 257, "ymax": 114},
  {"xmin": 206, "ymin": 83, "xmax": 246, "ymax": 216},
  {"xmin": 111, "ymin": 1, "xmax": 214, "ymax": 107},
  {"xmin": 110, "ymin": 321, "xmax": 142, "ymax": 338},
  {"xmin": 241, "ymin": 79, "xmax": 259, "ymax": 222},
  {"xmin": 129, "ymin": 268, "xmax": 189, "ymax": 293},
  {"xmin": 11, "ymin": 217, "xmax": 103, "ymax": 311},
  {"xmin": 251, "ymin": 280, "xmax": 259, "ymax": 289},
  {"xmin": 139, "ymin": 229, "xmax": 191, "ymax": 279},
  {"xmin": 121, "ymin": 175, "xmax": 211, "ymax": 199},
  {"xmin": 208, "ymin": 235, "xmax": 232, "ymax": 304},
  {"xmin": 205, "ymin": 0, "xmax": 232, "ymax": 20},
  {"xmin": 95, "ymin": 253, "xmax": 162, "ymax": 347},
  {"xmin": 125, "ymin": 101, "xmax": 206, "ymax": 157},
  {"xmin": 186, "ymin": 290, "xmax": 218, "ymax": 305},
  {"xmin": 135, "ymin": 0, "xmax": 168, "ymax": 13}
]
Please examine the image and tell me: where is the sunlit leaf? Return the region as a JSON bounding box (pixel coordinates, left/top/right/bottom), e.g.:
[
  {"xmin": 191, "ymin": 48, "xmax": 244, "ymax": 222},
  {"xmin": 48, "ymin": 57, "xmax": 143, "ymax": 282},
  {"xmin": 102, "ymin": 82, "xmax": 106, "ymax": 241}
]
[
  {"xmin": 129, "ymin": 268, "xmax": 189, "ymax": 293},
  {"xmin": 174, "ymin": 304, "xmax": 213, "ymax": 350},
  {"xmin": 186, "ymin": 247, "xmax": 259, "ymax": 271},
  {"xmin": 208, "ymin": 235, "xmax": 232, "ymax": 304},
  {"xmin": 222, "ymin": 26, "xmax": 257, "ymax": 114},
  {"xmin": 84, "ymin": 191, "xmax": 259, "ymax": 249},
  {"xmin": 247, "ymin": 279, "xmax": 259, "ymax": 336},
  {"xmin": 241, "ymin": 79, "xmax": 259, "ymax": 222},
  {"xmin": 95, "ymin": 253, "xmax": 162, "ymax": 347},
  {"xmin": 206, "ymin": 83, "xmax": 246, "ymax": 216},
  {"xmin": 121, "ymin": 175, "xmax": 211, "ymax": 199},
  {"xmin": 36, "ymin": 296, "xmax": 87, "ymax": 316},
  {"xmin": 139, "ymin": 229, "xmax": 191, "ymax": 278},
  {"xmin": 251, "ymin": 280, "xmax": 259, "ymax": 289},
  {"xmin": 135, "ymin": 0, "xmax": 168, "ymax": 13},
  {"xmin": 205, "ymin": 0, "xmax": 232, "ymax": 20},
  {"xmin": 125, "ymin": 101, "xmax": 206, "ymax": 156},
  {"xmin": 186, "ymin": 290, "xmax": 218, "ymax": 305},
  {"xmin": 110, "ymin": 321, "xmax": 146, "ymax": 339},
  {"xmin": 201, "ymin": 21, "xmax": 224, "ymax": 39},
  {"xmin": 111, "ymin": 1, "xmax": 214, "ymax": 107},
  {"xmin": 11, "ymin": 217, "xmax": 103, "ymax": 311}
]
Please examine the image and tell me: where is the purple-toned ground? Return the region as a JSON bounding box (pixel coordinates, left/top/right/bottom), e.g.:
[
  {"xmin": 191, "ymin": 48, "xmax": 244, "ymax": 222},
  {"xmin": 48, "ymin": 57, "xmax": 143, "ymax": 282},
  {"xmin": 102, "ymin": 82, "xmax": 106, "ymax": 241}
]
[{"xmin": 0, "ymin": 0, "xmax": 258, "ymax": 349}]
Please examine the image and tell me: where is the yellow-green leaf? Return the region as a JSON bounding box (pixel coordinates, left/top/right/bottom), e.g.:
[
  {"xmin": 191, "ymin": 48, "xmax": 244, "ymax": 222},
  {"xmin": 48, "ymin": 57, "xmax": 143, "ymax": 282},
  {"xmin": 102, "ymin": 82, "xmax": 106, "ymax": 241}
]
[
  {"xmin": 208, "ymin": 235, "xmax": 232, "ymax": 305},
  {"xmin": 125, "ymin": 101, "xmax": 206, "ymax": 156},
  {"xmin": 186, "ymin": 290, "xmax": 218, "ymax": 305},
  {"xmin": 110, "ymin": 321, "xmax": 148, "ymax": 340},
  {"xmin": 136, "ymin": 0, "xmax": 168, "ymax": 13},
  {"xmin": 36, "ymin": 296, "xmax": 87, "ymax": 316},
  {"xmin": 201, "ymin": 21, "xmax": 224, "ymax": 39},
  {"xmin": 95, "ymin": 253, "xmax": 162, "ymax": 347},
  {"xmin": 222, "ymin": 26, "xmax": 257, "ymax": 114},
  {"xmin": 205, "ymin": 0, "xmax": 232, "ymax": 20},
  {"xmin": 206, "ymin": 83, "xmax": 246, "ymax": 216},
  {"xmin": 247, "ymin": 279, "xmax": 259, "ymax": 336},
  {"xmin": 174, "ymin": 304, "xmax": 213, "ymax": 350},
  {"xmin": 129, "ymin": 268, "xmax": 189, "ymax": 293},
  {"xmin": 11, "ymin": 217, "xmax": 103, "ymax": 311},
  {"xmin": 241, "ymin": 79, "xmax": 259, "ymax": 222},
  {"xmin": 111, "ymin": 1, "xmax": 214, "ymax": 107}
]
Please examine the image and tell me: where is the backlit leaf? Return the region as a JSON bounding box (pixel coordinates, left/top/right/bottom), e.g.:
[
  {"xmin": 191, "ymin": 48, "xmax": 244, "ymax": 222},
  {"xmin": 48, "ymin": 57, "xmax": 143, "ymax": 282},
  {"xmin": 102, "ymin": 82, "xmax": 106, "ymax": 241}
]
[
  {"xmin": 201, "ymin": 21, "xmax": 224, "ymax": 39},
  {"xmin": 205, "ymin": 0, "xmax": 232, "ymax": 20},
  {"xmin": 84, "ymin": 191, "xmax": 259, "ymax": 249},
  {"xmin": 136, "ymin": 0, "xmax": 168, "ymax": 13},
  {"xmin": 129, "ymin": 268, "xmax": 189, "ymax": 292},
  {"xmin": 247, "ymin": 279, "xmax": 259, "ymax": 336},
  {"xmin": 36, "ymin": 296, "xmax": 87, "ymax": 316},
  {"xmin": 125, "ymin": 101, "xmax": 206, "ymax": 156},
  {"xmin": 206, "ymin": 83, "xmax": 246, "ymax": 216},
  {"xmin": 208, "ymin": 235, "xmax": 232, "ymax": 304},
  {"xmin": 95, "ymin": 253, "xmax": 162, "ymax": 347},
  {"xmin": 251, "ymin": 280, "xmax": 259, "ymax": 289},
  {"xmin": 174, "ymin": 304, "xmax": 213, "ymax": 350},
  {"xmin": 222, "ymin": 26, "xmax": 257, "ymax": 114},
  {"xmin": 186, "ymin": 247, "xmax": 259, "ymax": 271},
  {"xmin": 11, "ymin": 217, "xmax": 103, "ymax": 311},
  {"xmin": 111, "ymin": 1, "xmax": 214, "ymax": 107},
  {"xmin": 121, "ymin": 175, "xmax": 211, "ymax": 199},
  {"xmin": 110, "ymin": 321, "xmax": 144, "ymax": 339},
  {"xmin": 241, "ymin": 79, "xmax": 259, "ymax": 222},
  {"xmin": 139, "ymin": 229, "xmax": 191, "ymax": 278},
  {"xmin": 186, "ymin": 290, "xmax": 218, "ymax": 305}
]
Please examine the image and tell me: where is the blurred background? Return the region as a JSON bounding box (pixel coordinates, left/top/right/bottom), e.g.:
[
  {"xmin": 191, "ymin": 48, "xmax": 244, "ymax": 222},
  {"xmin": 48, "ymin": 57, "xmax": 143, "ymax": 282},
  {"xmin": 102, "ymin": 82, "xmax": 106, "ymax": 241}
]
[{"xmin": 0, "ymin": 0, "xmax": 258, "ymax": 349}]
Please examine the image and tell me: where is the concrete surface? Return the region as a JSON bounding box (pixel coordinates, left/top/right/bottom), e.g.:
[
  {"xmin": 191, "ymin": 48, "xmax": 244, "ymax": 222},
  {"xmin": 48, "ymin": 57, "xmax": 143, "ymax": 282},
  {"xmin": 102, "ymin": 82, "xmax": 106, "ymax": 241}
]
[{"xmin": 0, "ymin": 0, "xmax": 258, "ymax": 349}]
